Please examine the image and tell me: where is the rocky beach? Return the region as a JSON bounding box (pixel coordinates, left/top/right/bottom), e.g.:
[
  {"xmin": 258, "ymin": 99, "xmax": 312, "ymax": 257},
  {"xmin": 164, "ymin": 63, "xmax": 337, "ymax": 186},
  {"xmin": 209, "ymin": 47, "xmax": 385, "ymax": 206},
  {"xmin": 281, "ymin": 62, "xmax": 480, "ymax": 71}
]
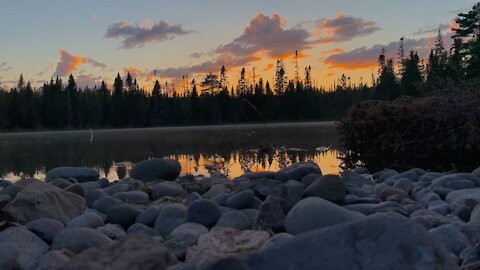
[{"xmin": 1, "ymin": 158, "xmax": 480, "ymax": 269}]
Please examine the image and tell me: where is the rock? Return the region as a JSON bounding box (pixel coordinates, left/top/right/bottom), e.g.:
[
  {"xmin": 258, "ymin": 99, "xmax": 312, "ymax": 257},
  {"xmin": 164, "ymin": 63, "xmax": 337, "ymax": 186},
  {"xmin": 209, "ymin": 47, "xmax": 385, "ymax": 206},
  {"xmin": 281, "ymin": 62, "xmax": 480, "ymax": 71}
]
[
  {"xmin": 85, "ymin": 189, "xmax": 107, "ymax": 208},
  {"xmin": 152, "ymin": 182, "xmax": 185, "ymax": 200},
  {"xmin": 301, "ymin": 173, "xmax": 319, "ymax": 187},
  {"xmin": 212, "ymin": 193, "xmax": 229, "ymax": 206},
  {"xmin": 52, "ymin": 227, "xmax": 113, "ymax": 253},
  {"xmin": 131, "ymin": 158, "xmax": 182, "ymax": 182},
  {"xmin": 97, "ymin": 178, "xmax": 110, "ymax": 188},
  {"xmin": 64, "ymin": 183, "xmax": 85, "ymax": 197},
  {"xmin": 36, "ymin": 250, "xmax": 73, "ymax": 270},
  {"xmin": 106, "ymin": 204, "xmax": 142, "ymax": 229},
  {"xmin": 254, "ymin": 196, "xmax": 285, "ymax": 232},
  {"xmin": 171, "ymin": 222, "xmax": 209, "ymax": 240},
  {"xmin": 459, "ymin": 246, "xmax": 479, "ymax": 265},
  {"xmin": 202, "ymin": 184, "xmax": 229, "ymax": 199},
  {"xmin": 247, "ymin": 213, "xmax": 458, "ymax": 270},
  {"xmin": 446, "ymin": 189, "xmax": 480, "ymax": 205},
  {"xmin": 187, "ymin": 199, "xmax": 221, "ymax": 227},
  {"xmin": 25, "ymin": 218, "xmax": 65, "ymax": 244},
  {"xmin": 79, "ymin": 181, "xmax": 100, "ymax": 192},
  {"xmin": 154, "ymin": 203, "xmax": 188, "ymax": 236},
  {"xmin": 0, "ymin": 182, "xmax": 23, "ymax": 198},
  {"xmin": 281, "ymin": 180, "xmax": 304, "ymax": 211},
  {"xmin": 226, "ymin": 190, "xmax": 255, "ymax": 210},
  {"xmin": 97, "ymin": 224, "xmax": 126, "ymax": 240},
  {"xmin": 249, "ymin": 179, "xmax": 283, "ymax": 200},
  {"xmin": 277, "ymin": 162, "xmax": 322, "ymax": 181},
  {"xmin": 127, "ymin": 223, "xmax": 160, "ymax": 236},
  {"xmin": 341, "ymin": 170, "xmax": 372, "ymax": 187},
  {"xmin": 196, "ymin": 256, "xmax": 250, "ymax": 270},
  {"xmin": 185, "ymin": 192, "xmax": 202, "ymax": 205},
  {"xmin": 135, "ymin": 207, "xmax": 162, "ymax": 227},
  {"xmin": 50, "ymin": 178, "xmax": 73, "ymax": 189},
  {"xmin": 376, "ymin": 169, "xmax": 399, "ymax": 182},
  {"xmin": 260, "ymin": 233, "xmax": 294, "ymax": 251},
  {"xmin": 92, "ymin": 196, "xmax": 124, "ymax": 214},
  {"xmin": 46, "ymin": 167, "xmax": 99, "ymax": 183},
  {"xmin": 429, "ymin": 200, "xmax": 451, "ymax": 216},
  {"xmin": 0, "ymin": 227, "xmax": 49, "ymax": 270},
  {"xmin": 0, "ymin": 194, "xmax": 12, "ymax": 208},
  {"xmin": 284, "ymin": 197, "xmax": 365, "ymax": 235},
  {"xmin": 446, "ymin": 180, "xmax": 475, "ymax": 190},
  {"xmin": 61, "ymin": 235, "xmax": 176, "ymax": 270},
  {"xmin": 3, "ymin": 180, "xmax": 85, "ymax": 224},
  {"xmin": 113, "ymin": 191, "xmax": 149, "ymax": 203},
  {"xmin": 393, "ymin": 178, "xmax": 415, "ymax": 194},
  {"xmin": 216, "ymin": 210, "xmax": 251, "ymax": 230},
  {"xmin": 303, "ymin": 174, "xmax": 346, "ymax": 203},
  {"xmin": 102, "ymin": 183, "xmax": 129, "ymax": 196},
  {"xmin": 343, "ymin": 203, "xmax": 377, "ymax": 215},
  {"xmin": 412, "ymin": 187, "xmax": 442, "ymax": 206},
  {"xmin": 380, "ymin": 187, "xmax": 409, "ymax": 201},
  {"xmin": 67, "ymin": 212, "xmax": 104, "ymax": 229},
  {"xmin": 429, "ymin": 224, "xmax": 471, "ymax": 255},
  {"xmin": 239, "ymin": 171, "xmax": 278, "ymax": 180},
  {"xmin": 470, "ymin": 203, "xmax": 480, "ymax": 222},
  {"xmin": 186, "ymin": 227, "xmax": 270, "ymax": 264},
  {"xmin": 0, "ymin": 243, "xmax": 19, "ymax": 270}
]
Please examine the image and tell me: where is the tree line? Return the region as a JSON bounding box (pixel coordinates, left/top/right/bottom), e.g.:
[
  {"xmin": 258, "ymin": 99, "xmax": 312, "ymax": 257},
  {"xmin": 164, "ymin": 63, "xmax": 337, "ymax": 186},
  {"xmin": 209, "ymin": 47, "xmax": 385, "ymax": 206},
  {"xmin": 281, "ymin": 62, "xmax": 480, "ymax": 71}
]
[{"xmin": 0, "ymin": 3, "xmax": 478, "ymax": 131}]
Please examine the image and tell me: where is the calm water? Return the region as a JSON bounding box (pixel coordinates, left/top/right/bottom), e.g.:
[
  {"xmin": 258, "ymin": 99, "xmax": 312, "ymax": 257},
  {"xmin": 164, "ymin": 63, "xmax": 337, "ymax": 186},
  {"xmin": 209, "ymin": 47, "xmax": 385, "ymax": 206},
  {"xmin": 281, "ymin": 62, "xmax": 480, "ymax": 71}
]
[{"xmin": 0, "ymin": 122, "xmax": 342, "ymax": 181}]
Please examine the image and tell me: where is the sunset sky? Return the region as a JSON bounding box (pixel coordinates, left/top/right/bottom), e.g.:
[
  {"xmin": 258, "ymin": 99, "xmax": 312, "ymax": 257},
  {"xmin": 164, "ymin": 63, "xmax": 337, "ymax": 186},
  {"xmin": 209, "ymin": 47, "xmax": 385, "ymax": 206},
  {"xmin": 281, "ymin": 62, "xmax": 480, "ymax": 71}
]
[{"xmin": 0, "ymin": 0, "xmax": 477, "ymax": 90}]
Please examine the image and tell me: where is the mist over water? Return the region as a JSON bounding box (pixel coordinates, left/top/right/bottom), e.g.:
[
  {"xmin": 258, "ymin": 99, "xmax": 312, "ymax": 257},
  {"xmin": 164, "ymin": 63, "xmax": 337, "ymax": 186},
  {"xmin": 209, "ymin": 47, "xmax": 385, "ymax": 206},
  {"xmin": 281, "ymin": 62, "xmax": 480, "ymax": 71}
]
[{"xmin": 0, "ymin": 122, "xmax": 341, "ymax": 181}]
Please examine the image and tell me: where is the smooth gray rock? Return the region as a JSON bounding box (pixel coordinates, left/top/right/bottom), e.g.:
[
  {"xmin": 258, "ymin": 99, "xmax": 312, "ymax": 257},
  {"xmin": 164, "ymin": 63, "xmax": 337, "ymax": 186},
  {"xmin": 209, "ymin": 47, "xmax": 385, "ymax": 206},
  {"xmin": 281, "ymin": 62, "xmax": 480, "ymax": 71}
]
[
  {"xmin": 341, "ymin": 170, "xmax": 372, "ymax": 187},
  {"xmin": 127, "ymin": 223, "xmax": 160, "ymax": 236},
  {"xmin": 3, "ymin": 180, "xmax": 85, "ymax": 224},
  {"xmin": 226, "ymin": 190, "xmax": 255, "ymax": 210},
  {"xmin": 26, "ymin": 218, "xmax": 64, "ymax": 244},
  {"xmin": 102, "ymin": 183, "xmax": 129, "ymax": 196},
  {"xmin": 0, "ymin": 227, "xmax": 49, "ymax": 270},
  {"xmin": 52, "ymin": 227, "xmax": 113, "ymax": 253},
  {"xmin": 301, "ymin": 173, "xmax": 320, "ymax": 187},
  {"xmin": 212, "ymin": 193, "xmax": 229, "ymax": 206},
  {"xmin": 260, "ymin": 233, "xmax": 294, "ymax": 251},
  {"xmin": 0, "ymin": 243, "xmax": 19, "ymax": 270},
  {"xmin": 170, "ymin": 222, "xmax": 208, "ymax": 240},
  {"xmin": 79, "ymin": 181, "xmax": 100, "ymax": 192},
  {"xmin": 428, "ymin": 200, "xmax": 450, "ymax": 216},
  {"xmin": 429, "ymin": 224, "xmax": 471, "ymax": 255},
  {"xmin": 92, "ymin": 196, "xmax": 124, "ymax": 214},
  {"xmin": 254, "ymin": 196, "xmax": 285, "ymax": 232},
  {"xmin": 215, "ymin": 210, "xmax": 251, "ymax": 230},
  {"xmin": 277, "ymin": 162, "xmax": 322, "ymax": 181},
  {"xmin": 284, "ymin": 197, "xmax": 365, "ymax": 235},
  {"xmin": 64, "ymin": 183, "xmax": 85, "ymax": 197},
  {"xmin": 248, "ymin": 213, "xmax": 458, "ymax": 270},
  {"xmin": 131, "ymin": 158, "xmax": 182, "ymax": 182},
  {"xmin": 85, "ymin": 189, "xmax": 107, "ymax": 208},
  {"xmin": 49, "ymin": 178, "xmax": 72, "ymax": 189},
  {"xmin": 136, "ymin": 206, "xmax": 162, "ymax": 227},
  {"xmin": 202, "ymin": 184, "xmax": 229, "ymax": 199},
  {"xmin": 281, "ymin": 180, "xmax": 304, "ymax": 211},
  {"xmin": 187, "ymin": 199, "xmax": 221, "ymax": 227},
  {"xmin": 185, "ymin": 192, "xmax": 202, "ymax": 205},
  {"xmin": 393, "ymin": 178, "xmax": 415, "ymax": 194},
  {"xmin": 106, "ymin": 204, "xmax": 142, "ymax": 229},
  {"xmin": 46, "ymin": 167, "xmax": 99, "ymax": 183},
  {"xmin": 67, "ymin": 212, "xmax": 104, "ymax": 229},
  {"xmin": 446, "ymin": 189, "xmax": 480, "ymax": 205},
  {"xmin": 97, "ymin": 223, "xmax": 126, "ymax": 240},
  {"xmin": 152, "ymin": 182, "xmax": 184, "ymax": 200},
  {"xmin": 304, "ymin": 174, "xmax": 346, "ymax": 203},
  {"xmin": 154, "ymin": 203, "xmax": 188, "ymax": 236},
  {"xmin": 113, "ymin": 191, "xmax": 149, "ymax": 202},
  {"xmin": 166, "ymin": 223, "xmax": 209, "ymax": 259},
  {"xmin": 343, "ymin": 203, "xmax": 377, "ymax": 215},
  {"xmin": 446, "ymin": 180, "xmax": 475, "ymax": 190}
]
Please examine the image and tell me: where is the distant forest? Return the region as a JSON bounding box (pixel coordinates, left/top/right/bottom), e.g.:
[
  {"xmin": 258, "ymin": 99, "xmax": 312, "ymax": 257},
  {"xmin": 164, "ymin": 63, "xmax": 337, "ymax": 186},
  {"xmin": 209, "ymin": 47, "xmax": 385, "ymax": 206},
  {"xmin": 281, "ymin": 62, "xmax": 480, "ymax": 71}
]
[{"xmin": 0, "ymin": 4, "xmax": 478, "ymax": 131}]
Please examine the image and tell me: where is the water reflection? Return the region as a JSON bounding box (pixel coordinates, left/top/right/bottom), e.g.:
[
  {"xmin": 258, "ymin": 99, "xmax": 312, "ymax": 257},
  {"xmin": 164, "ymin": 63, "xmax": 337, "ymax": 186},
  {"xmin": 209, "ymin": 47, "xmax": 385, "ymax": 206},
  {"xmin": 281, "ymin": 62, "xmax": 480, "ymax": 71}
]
[{"xmin": 0, "ymin": 122, "xmax": 341, "ymax": 181}]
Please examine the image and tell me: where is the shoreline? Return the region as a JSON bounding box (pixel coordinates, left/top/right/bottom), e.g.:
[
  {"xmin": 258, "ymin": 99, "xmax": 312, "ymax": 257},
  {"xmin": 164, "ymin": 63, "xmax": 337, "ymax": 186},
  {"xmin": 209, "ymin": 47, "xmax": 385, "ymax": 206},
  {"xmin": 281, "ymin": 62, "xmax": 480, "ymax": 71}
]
[{"xmin": 0, "ymin": 121, "xmax": 336, "ymax": 137}]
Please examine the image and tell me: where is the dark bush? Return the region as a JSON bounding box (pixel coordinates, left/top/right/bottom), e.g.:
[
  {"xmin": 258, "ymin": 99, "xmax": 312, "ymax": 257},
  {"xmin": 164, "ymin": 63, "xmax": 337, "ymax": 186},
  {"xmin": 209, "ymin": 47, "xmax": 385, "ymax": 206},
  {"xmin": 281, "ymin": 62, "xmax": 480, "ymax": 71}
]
[{"xmin": 337, "ymin": 89, "xmax": 480, "ymax": 172}]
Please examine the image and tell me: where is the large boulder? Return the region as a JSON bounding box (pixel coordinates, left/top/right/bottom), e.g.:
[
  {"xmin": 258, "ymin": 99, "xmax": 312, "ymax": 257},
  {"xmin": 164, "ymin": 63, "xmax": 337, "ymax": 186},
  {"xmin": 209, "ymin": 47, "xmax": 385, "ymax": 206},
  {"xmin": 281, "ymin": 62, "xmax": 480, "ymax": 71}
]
[
  {"xmin": 105, "ymin": 204, "xmax": 142, "ymax": 229},
  {"xmin": 284, "ymin": 197, "xmax": 364, "ymax": 235},
  {"xmin": 247, "ymin": 213, "xmax": 458, "ymax": 270},
  {"xmin": 303, "ymin": 174, "xmax": 346, "ymax": 203},
  {"xmin": 130, "ymin": 158, "xmax": 181, "ymax": 182},
  {"xmin": 0, "ymin": 227, "xmax": 49, "ymax": 270},
  {"xmin": 277, "ymin": 162, "xmax": 322, "ymax": 181},
  {"xmin": 45, "ymin": 167, "xmax": 99, "ymax": 183},
  {"xmin": 61, "ymin": 235, "xmax": 176, "ymax": 270},
  {"xmin": 3, "ymin": 180, "xmax": 85, "ymax": 224},
  {"xmin": 51, "ymin": 227, "xmax": 113, "ymax": 253}
]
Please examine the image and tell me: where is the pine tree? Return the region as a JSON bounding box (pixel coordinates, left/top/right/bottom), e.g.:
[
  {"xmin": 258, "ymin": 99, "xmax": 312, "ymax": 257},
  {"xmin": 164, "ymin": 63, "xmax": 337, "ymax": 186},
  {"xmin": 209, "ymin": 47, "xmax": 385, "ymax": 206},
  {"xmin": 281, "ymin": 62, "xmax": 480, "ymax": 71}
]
[
  {"xmin": 401, "ymin": 51, "xmax": 423, "ymax": 96},
  {"xmin": 274, "ymin": 60, "xmax": 286, "ymax": 94},
  {"xmin": 236, "ymin": 67, "xmax": 248, "ymax": 95},
  {"xmin": 453, "ymin": 3, "xmax": 480, "ymax": 78},
  {"xmin": 220, "ymin": 66, "xmax": 228, "ymax": 90},
  {"xmin": 304, "ymin": 66, "xmax": 312, "ymax": 89}
]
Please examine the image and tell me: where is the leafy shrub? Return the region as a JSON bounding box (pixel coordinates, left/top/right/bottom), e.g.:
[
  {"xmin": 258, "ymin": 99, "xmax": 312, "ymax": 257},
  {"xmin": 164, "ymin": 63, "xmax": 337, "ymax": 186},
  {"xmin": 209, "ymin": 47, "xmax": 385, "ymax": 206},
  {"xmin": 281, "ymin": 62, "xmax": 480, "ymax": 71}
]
[{"xmin": 337, "ymin": 89, "xmax": 480, "ymax": 172}]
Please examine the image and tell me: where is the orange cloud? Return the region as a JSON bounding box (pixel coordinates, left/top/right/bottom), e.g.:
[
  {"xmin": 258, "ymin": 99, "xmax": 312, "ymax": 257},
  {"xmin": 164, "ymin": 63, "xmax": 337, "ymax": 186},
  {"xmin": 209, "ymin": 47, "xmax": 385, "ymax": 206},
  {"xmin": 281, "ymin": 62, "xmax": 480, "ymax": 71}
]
[
  {"xmin": 321, "ymin": 48, "xmax": 345, "ymax": 55},
  {"xmin": 324, "ymin": 59, "xmax": 378, "ymax": 70},
  {"xmin": 450, "ymin": 19, "xmax": 460, "ymax": 32},
  {"xmin": 263, "ymin": 63, "xmax": 274, "ymax": 71},
  {"xmin": 55, "ymin": 49, "xmax": 87, "ymax": 76}
]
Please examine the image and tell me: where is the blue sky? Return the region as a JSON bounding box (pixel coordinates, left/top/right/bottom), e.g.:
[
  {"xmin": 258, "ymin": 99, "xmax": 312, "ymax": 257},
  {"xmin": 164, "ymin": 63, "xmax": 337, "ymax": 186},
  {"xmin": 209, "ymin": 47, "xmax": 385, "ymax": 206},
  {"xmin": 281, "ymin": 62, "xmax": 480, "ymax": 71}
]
[{"xmin": 0, "ymin": 0, "xmax": 477, "ymax": 89}]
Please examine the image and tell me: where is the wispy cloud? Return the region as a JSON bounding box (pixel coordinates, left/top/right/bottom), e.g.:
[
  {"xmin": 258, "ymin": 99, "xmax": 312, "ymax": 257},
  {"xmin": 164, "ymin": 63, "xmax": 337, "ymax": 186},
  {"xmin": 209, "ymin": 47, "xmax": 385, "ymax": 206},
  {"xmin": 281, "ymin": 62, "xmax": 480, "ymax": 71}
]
[
  {"xmin": 413, "ymin": 22, "xmax": 450, "ymax": 35},
  {"xmin": 0, "ymin": 62, "xmax": 13, "ymax": 72},
  {"xmin": 312, "ymin": 13, "xmax": 381, "ymax": 43},
  {"xmin": 105, "ymin": 20, "xmax": 191, "ymax": 49}
]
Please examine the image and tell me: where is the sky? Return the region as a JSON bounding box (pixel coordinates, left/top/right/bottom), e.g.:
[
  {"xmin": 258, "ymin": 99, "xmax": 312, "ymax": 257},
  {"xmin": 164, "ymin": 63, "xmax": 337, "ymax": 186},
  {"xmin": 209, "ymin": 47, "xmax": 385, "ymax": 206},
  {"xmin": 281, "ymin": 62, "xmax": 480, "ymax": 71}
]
[{"xmin": 0, "ymin": 0, "xmax": 477, "ymax": 90}]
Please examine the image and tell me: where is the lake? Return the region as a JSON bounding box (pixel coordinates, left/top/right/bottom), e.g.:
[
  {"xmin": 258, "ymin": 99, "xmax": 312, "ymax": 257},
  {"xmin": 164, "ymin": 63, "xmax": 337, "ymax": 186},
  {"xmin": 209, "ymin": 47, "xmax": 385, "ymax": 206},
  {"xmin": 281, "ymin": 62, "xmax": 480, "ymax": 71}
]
[{"xmin": 0, "ymin": 122, "xmax": 342, "ymax": 181}]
